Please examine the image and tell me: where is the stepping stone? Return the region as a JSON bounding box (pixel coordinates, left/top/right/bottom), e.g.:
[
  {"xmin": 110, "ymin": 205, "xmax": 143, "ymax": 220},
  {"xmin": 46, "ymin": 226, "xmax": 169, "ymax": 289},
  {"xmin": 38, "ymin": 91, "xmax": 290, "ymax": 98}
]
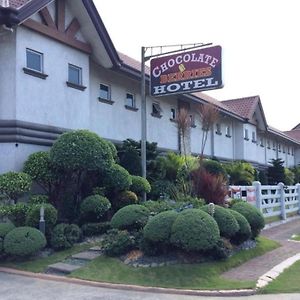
[
  {"xmin": 71, "ymin": 251, "xmax": 102, "ymax": 261},
  {"xmin": 89, "ymin": 246, "xmax": 102, "ymax": 252},
  {"xmin": 47, "ymin": 262, "xmax": 82, "ymax": 274}
]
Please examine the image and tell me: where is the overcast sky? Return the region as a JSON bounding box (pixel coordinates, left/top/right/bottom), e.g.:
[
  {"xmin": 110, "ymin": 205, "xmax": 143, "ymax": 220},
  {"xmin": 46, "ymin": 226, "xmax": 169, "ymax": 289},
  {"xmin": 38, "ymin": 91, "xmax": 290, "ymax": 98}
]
[{"xmin": 95, "ymin": 0, "xmax": 299, "ymax": 131}]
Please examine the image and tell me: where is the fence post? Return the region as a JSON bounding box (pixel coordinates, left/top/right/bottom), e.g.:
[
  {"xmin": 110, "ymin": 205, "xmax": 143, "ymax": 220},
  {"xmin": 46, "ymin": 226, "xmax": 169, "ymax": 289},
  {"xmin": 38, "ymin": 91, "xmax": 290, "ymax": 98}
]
[
  {"xmin": 296, "ymin": 183, "xmax": 300, "ymax": 215},
  {"xmin": 253, "ymin": 181, "xmax": 262, "ymax": 212},
  {"xmin": 278, "ymin": 182, "xmax": 286, "ymax": 220}
]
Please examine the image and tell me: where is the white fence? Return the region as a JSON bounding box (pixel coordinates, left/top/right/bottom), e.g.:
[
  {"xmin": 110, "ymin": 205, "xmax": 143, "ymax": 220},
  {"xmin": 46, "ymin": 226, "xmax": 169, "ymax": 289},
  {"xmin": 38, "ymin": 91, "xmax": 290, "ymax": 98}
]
[{"xmin": 229, "ymin": 182, "xmax": 300, "ymax": 219}]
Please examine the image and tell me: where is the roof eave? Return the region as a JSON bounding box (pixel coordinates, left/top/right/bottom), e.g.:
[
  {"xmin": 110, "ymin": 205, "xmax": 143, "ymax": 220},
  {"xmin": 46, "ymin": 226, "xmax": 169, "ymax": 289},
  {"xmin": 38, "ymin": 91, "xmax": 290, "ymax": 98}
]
[{"xmin": 267, "ymin": 127, "xmax": 300, "ymax": 145}]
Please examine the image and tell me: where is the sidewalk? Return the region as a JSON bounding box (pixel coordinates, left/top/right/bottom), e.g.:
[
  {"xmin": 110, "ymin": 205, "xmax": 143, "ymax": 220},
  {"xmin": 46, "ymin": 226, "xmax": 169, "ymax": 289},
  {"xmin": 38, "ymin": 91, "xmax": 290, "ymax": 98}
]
[{"xmin": 222, "ymin": 218, "xmax": 300, "ymax": 281}]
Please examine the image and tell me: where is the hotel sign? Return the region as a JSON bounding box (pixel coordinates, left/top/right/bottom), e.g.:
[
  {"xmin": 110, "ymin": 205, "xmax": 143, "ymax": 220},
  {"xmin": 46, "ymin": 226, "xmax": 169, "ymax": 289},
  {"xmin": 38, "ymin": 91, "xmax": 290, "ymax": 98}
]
[{"xmin": 150, "ymin": 45, "xmax": 222, "ymax": 97}]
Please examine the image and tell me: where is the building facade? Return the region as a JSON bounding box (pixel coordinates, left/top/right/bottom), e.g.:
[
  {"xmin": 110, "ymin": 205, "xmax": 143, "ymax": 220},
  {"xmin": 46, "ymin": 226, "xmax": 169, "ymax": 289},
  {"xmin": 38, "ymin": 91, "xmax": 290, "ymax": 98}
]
[{"xmin": 0, "ymin": 0, "xmax": 299, "ymax": 174}]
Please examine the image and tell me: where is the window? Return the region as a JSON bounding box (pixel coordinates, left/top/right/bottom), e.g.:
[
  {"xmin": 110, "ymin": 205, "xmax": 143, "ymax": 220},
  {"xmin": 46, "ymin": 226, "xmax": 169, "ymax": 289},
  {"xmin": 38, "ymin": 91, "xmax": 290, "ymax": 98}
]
[
  {"xmin": 26, "ymin": 48, "xmax": 43, "ymax": 72},
  {"xmin": 152, "ymin": 102, "xmax": 162, "ymax": 118},
  {"xmin": 260, "ymin": 138, "xmax": 264, "ymax": 147},
  {"xmin": 273, "ymin": 141, "xmax": 276, "ymax": 151},
  {"xmin": 244, "ymin": 128, "xmax": 249, "ymax": 140},
  {"xmin": 292, "ymin": 148, "xmax": 294, "ymax": 156},
  {"xmin": 190, "ymin": 114, "xmax": 196, "ymax": 127},
  {"xmin": 278, "ymin": 144, "xmax": 281, "ymax": 152},
  {"xmin": 99, "ymin": 84, "xmax": 110, "ymax": 100},
  {"xmin": 125, "ymin": 93, "xmax": 135, "ymax": 108},
  {"xmin": 288, "ymin": 147, "xmax": 290, "ymax": 154},
  {"xmin": 283, "ymin": 146, "xmax": 285, "ymax": 153},
  {"xmin": 225, "ymin": 125, "xmax": 231, "ymax": 137},
  {"xmin": 267, "ymin": 140, "xmax": 271, "ymax": 149},
  {"xmin": 170, "ymin": 108, "xmax": 176, "ymax": 120},
  {"xmin": 68, "ymin": 64, "xmax": 82, "ymax": 85},
  {"xmin": 216, "ymin": 123, "xmax": 222, "ymax": 135},
  {"xmin": 252, "ymin": 131, "xmax": 256, "ymax": 143}
]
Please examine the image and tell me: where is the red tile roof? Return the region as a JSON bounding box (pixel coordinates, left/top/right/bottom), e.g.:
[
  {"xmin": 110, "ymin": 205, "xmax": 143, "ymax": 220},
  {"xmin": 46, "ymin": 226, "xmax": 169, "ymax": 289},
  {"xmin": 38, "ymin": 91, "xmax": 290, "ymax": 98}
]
[
  {"xmin": 118, "ymin": 52, "xmax": 150, "ymax": 74},
  {"xmin": 284, "ymin": 130, "xmax": 300, "ymax": 142},
  {"xmin": 8, "ymin": 0, "xmax": 31, "ymax": 9},
  {"xmin": 221, "ymin": 96, "xmax": 260, "ymax": 120}
]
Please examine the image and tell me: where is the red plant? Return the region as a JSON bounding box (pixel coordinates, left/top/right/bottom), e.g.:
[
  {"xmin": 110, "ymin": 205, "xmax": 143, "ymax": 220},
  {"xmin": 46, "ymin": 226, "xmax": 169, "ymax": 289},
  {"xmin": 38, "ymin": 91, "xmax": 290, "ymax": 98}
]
[{"xmin": 191, "ymin": 169, "xmax": 228, "ymax": 206}]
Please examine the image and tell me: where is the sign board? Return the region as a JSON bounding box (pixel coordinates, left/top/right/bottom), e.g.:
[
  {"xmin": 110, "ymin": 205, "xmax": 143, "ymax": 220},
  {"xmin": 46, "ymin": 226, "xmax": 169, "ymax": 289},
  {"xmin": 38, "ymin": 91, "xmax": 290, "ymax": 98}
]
[{"xmin": 150, "ymin": 45, "xmax": 222, "ymax": 97}]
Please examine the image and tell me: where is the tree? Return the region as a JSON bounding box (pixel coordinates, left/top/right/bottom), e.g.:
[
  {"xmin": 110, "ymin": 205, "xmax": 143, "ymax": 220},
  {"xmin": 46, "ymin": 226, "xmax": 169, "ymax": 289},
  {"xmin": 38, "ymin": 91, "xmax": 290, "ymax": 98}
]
[
  {"xmin": 267, "ymin": 158, "xmax": 285, "ymax": 185},
  {"xmin": 225, "ymin": 161, "xmax": 255, "ymax": 185}
]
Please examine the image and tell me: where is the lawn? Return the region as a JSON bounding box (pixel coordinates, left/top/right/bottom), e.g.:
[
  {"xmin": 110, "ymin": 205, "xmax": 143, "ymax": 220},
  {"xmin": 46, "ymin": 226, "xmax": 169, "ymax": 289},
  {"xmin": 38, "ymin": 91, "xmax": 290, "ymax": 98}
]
[
  {"xmin": 70, "ymin": 237, "xmax": 279, "ymax": 290},
  {"xmin": 261, "ymin": 260, "xmax": 300, "ymax": 294}
]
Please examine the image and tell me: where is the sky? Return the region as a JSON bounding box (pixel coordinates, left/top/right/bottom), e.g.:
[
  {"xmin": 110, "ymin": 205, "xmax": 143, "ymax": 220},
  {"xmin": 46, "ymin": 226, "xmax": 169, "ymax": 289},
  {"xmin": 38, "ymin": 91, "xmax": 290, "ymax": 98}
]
[{"xmin": 95, "ymin": 0, "xmax": 299, "ymax": 132}]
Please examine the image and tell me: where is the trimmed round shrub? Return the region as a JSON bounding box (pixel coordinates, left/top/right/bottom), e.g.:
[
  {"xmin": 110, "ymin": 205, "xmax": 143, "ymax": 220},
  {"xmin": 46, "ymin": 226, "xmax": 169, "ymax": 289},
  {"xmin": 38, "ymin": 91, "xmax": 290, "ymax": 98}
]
[
  {"xmin": 144, "ymin": 211, "xmax": 178, "ymax": 243},
  {"xmin": 111, "ymin": 205, "xmax": 150, "ymax": 230},
  {"xmin": 81, "ymin": 222, "xmax": 111, "ymax": 237},
  {"xmin": 130, "ymin": 176, "xmax": 151, "ymax": 195},
  {"xmin": 50, "ymin": 223, "xmax": 81, "ymax": 250},
  {"xmin": 29, "ymin": 195, "xmax": 49, "ymax": 205},
  {"xmin": 80, "ymin": 195, "xmax": 111, "ymax": 223},
  {"xmin": 232, "ymin": 202, "xmax": 265, "ymax": 238},
  {"xmin": 229, "ymin": 209, "xmax": 251, "ymax": 244},
  {"xmin": 104, "ymin": 164, "xmax": 132, "ymax": 191},
  {"xmin": 0, "ymin": 222, "xmax": 15, "ymax": 253},
  {"xmin": 4, "ymin": 227, "xmax": 46, "ymax": 257},
  {"xmin": 142, "ymin": 200, "xmax": 174, "ymax": 215},
  {"xmin": 201, "ymin": 205, "xmax": 239, "ymax": 239},
  {"xmin": 26, "ymin": 204, "xmax": 58, "ymax": 232},
  {"xmin": 170, "ymin": 209, "xmax": 220, "ymax": 252},
  {"xmin": 7, "ymin": 203, "xmax": 30, "ymax": 227},
  {"xmin": 114, "ymin": 191, "xmax": 138, "ymax": 209}
]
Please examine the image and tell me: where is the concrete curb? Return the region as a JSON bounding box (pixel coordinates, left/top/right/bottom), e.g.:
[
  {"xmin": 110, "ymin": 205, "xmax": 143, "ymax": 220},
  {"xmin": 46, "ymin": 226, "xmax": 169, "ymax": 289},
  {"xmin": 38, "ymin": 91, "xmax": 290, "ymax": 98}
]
[
  {"xmin": 263, "ymin": 215, "xmax": 300, "ymax": 230},
  {"xmin": 0, "ymin": 267, "xmax": 257, "ymax": 297},
  {"xmin": 256, "ymin": 253, "xmax": 300, "ymax": 289}
]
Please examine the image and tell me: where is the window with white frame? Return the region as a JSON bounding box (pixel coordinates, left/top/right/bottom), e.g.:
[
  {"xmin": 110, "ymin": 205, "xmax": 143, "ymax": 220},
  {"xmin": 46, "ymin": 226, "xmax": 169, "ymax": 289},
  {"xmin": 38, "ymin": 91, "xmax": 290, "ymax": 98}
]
[
  {"xmin": 216, "ymin": 123, "xmax": 222, "ymax": 135},
  {"xmin": 225, "ymin": 125, "xmax": 231, "ymax": 137},
  {"xmin": 170, "ymin": 108, "xmax": 176, "ymax": 120},
  {"xmin": 99, "ymin": 83, "xmax": 110, "ymax": 100},
  {"xmin": 125, "ymin": 93, "xmax": 135, "ymax": 108},
  {"xmin": 260, "ymin": 137, "xmax": 264, "ymax": 147},
  {"xmin": 244, "ymin": 128, "xmax": 249, "ymax": 140},
  {"xmin": 252, "ymin": 131, "xmax": 256, "ymax": 143},
  {"xmin": 26, "ymin": 48, "xmax": 43, "ymax": 73},
  {"xmin": 267, "ymin": 140, "xmax": 271, "ymax": 149},
  {"xmin": 68, "ymin": 64, "xmax": 82, "ymax": 85}
]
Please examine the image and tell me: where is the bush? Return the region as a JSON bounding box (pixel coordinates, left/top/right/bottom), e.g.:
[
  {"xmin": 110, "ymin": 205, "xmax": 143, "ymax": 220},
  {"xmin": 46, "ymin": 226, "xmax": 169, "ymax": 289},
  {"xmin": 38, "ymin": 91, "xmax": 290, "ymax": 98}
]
[
  {"xmin": 170, "ymin": 209, "xmax": 220, "ymax": 252},
  {"xmin": 201, "ymin": 205, "xmax": 239, "ymax": 239},
  {"xmin": 26, "ymin": 204, "xmax": 58, "ymax": 233},
  {"xmin": 102, "ymin": 229, "xmax": 134, "ymax": 256},
  {"xmin": 130, "ymin": 176, "xmax": 151, "ymax": 196},
  {"xmin": 7, "ymin": 203, "xmax": 30, "ymax": 227},
  {"xmin": 111, "ymin": 205, "xmax": 150, "ymax": 230},
  {"xmin": 142, "ymin": 200, "xmax": 174, "ymax": 215},
  {"xmin": 0, "ymin": 222, "xmax": 15, "ymax": 253},
  {"xmin": 149, "ymin": 180, "xmax": 177, "ymax": 200},
  {"xmin": 144, "ymin": 211, "xmax": 178, "ymax": 243},
  {"xmin": 50, "ymin": 223, "xmax": 81, "ymax": 250},
  {"xmin": 29, "ymin": 195, "xmax": 49, "ymax": 205},
  {"xmin": 210, "ymin": 238, "xmax": 233, "ymax": 260},
  {"xmin": 81, "ymin": 222, "xmax": 111, "ymax": 237},
  {"xmin": 4, "ymin": 227, "xmax": 46, "ymax": 257},
  {"xmin": 80, "ymin": 195, "xmax": 111, "ymax": 223},
  {"xmin": 202, "ymin": 159, "xmax": 227, "ymax": 177},
  {"xmin": 232, "ymin": 202, "xmax": 265, "ymax": 238},
  {"xmin": 229, "ymin": 209, "xmax": 251, "ymax": 244},
  {"xmin": 0, "ymin": 172, "xmax": 32, "ymax": 202},
  {"xmin": 114, "ymin": 191, "xmax": 138, "ymax": 210},
  {"xmin": 176, "ymin": 196, "xmax": 205, "ymax": 208},
  {"xmin": 104, "ymin": 164, "xmax": 132, "ymax": 192},
  {"xmin": 225, "ymin": 161, "xmax": 255, "ymax": 185}
]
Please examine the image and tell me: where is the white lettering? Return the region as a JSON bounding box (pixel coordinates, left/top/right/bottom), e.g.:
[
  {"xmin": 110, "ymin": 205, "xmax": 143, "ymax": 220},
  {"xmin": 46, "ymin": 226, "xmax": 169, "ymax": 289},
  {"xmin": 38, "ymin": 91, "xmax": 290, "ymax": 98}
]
[
  {"xmin": 181, "ymin": 81, "xmax": 193, "ymax": 90},
  {"xmin": 175, "ymin": 55, "xmax": 183, "ymax": 64},
  {"xmin": 193, "ymin": 79, "xmax": 206, "ymax": 89},
  {"xmin": 168, "ymin": 59, "xmax": 175, "ymax": 68},
  {"xmin": 152, "ymin": 66, "xmax": 161, "ymax": 78},
  {"xmin": 167, "ymin": 83, "xmax": 181, "ymax": 92},
  {"xmin": 153, "ymin": 85, "xmax": 166, "ymax": 95},
  {"xmin": 161, "ymin": 62, "xmax": 168, "ymax": 73},
  {"xmin": 183, "ymin": 54, "xmax": 191, "ymax": 62},
  {"xmin": 210, "ymin": 57, "xmax": 218, "ymax": 68},
  {"xmin": 206, "ymin": 77, "xmax": 219, "ymax": 87}
]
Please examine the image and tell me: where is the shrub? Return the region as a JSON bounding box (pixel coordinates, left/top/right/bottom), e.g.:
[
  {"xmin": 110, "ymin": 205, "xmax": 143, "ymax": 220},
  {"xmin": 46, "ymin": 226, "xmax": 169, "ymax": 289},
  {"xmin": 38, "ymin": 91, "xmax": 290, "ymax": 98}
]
[
  {"xmin": 0, "ymin": 222, "xmax": 15, "ymax": 253},
  {"xmin": 142, "ymin": 200, "xmax": 174, "ymax": 215},
  {"xmin": 7, "ymin": 203, "xmax": 30, "ymax": 227},
  {"xmin": 26, "ymin": 204, "xmax": 58, "ymax": 232},
  {"xmin": 81, "ymin": 222, "xmax": 111, "ymax": 237},
  {"xmin": 29, "ymin": 195, "xmax": 49, "ymax": 205},
  {"xmin": 80, "ymin": 195, "xmax": 111, "ymax": 223},
  {"xmin": 50, "ymin": 223, "xmax": 81, "ymax": 250},
  {"xmin": 225, "ymin": 161, "xmax": 255, "ymax": 185},
  {"xmin": 229, "ymin": 209, "xmax": 251, "ymax": 244},
  {"xmin": 210, "ymin": 238, "xmax": 233, "ymax": 260},
  {"xmin": 232, "ymin": 202, "xmax": 265, "ymax": 238},
  {"xmin": 201, "ymin": 205, "xmax": 239, "ymax": 239},
  {"xmin": 176, "ymin": 196, "xmax": 205, "ymax": 208},
  {"xmin": 149, "ymin": 180, "xmax": 177, "ymax": 200},
  {"xmin": 144, "ymin": 211, "xmax": 178, "ymax": 243},
  {"xmin": 4, "ymin": 227, "xmax": 46, "ymax": 257},
  {"xmin": 104, "ymin": 164, "xmax": 132, "ymax": 192},
  {"xmin": 130, "ymin": 176, "xmax": 151, "ymax": 195},
  {"xmin": 111, "ymin": 205, "xmax": 150, "ymax": 230},
  {"xmin": 170, "ymin": 209, "xmax": 220, "ymax": 252},
  {"xmin": 102, "ymin": 229, "xmax": 134, "ymax": 256},
  {"xmin": 191, "ymin": 169, "xmax": 228, "ymax": 205},
  {"xmin": 202, "ymin": 159, "xmax": 227, "ymax": 177},
  {"xmin": 114, "ymin": 191, "xmax": 138, "ymax": 209},
  {"xmin": 0, "ymin": 172, "xmax": 32, "ymax": 202}
]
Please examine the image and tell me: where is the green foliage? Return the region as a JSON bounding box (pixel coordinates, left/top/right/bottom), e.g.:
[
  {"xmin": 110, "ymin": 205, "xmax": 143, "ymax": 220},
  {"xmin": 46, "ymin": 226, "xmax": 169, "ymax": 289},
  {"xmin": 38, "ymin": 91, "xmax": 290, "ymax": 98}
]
[
  {"xmin": 0, "ymin": 172, "xmax": 32, "ymax": 202},
  {"xmin": 111, "ymin": 205, "xmax": 150, "ymax": 230},
  {"xmin": 175, "ymin": 196, "xmax": 205, "ymax": 208},
  {"xmin": 144, "ymin": 211, "xmax": 178, "ymax": 243},
  {"xmin": 170, "ymin": 209, "xmax": 220, "ymax": 252},
  {"xmin": 225, "ymin": 161, "xmax": 255, "ymax": 185},
  {"xmin": 81, "ymin": 222, "xmax": 111, "ymax": 237},
  {"xmin": 114, "ymin": 191, "xmax": 138, "ymax": 209},
  {"xmin": 130, "ymin": 176, "xmax": 151, "ymax": 195},
  {"xmin": 6, "ymin": 203, "xmax": 30, "ymax": 227},
  {"xmin": 292, "ymin": 166, "xmax": 300, "ymax": 184},
  {"xmin": 50, "ymin": 130, "xmax": 114, "ymax": 172},
  {"xmin": 102, "ymin": 229, "xmax": 134, "ymax": 256},
  {"xmin": 104, "ymin": 164, "xmax": 132, "ymax": 192},
  {"xmin": 228, "ymin": 209, "xmax": 251, "ymax": 244},
  {"xmin": 0, "ymin": 222, "xmax": 15, "ymax": 253},
  {"xmin": 232, "ymin": 202, "xmax": 265, "ymax": 238},
  {"xmin": 284, "ymin": 168, "xmax": 295, "ymax": 185},
  {"xmin": 80, "ymin": 195, "xmax": 111, "ymax": 223},
  {"xmin": 202, "ymin": 159, "xmax": 227, "ymax": 177},
  {"xmin": 202, "ymin": 205, "xmax": 239, "ymax": 239},
  {"xmin": 210, "ymin": 238, "xmax": 233, "ymax": 260},
  {"xmin": 149, "ymin": 180, "xmax": 177, "ymax": 200},
  {"xmin": 4, "ymin": 227, "xmax": 46, "ymax": 257},
  {"xmin": 142, "ymin": 200, "xmax": 174, "ymax": 215},
  {"xmin": 29, "ymin": 195, "xmax": 49, "ymax": 205},
  {"xmin": 50, "ymin": 223, "xmax": 82, "ymax": 250},
  {"xmin": 26, "ymin": 204, "xmax": 58, "ymax": 232},
  {"xmin": 267, "ymin": 158, "xmax": 285, "ymax": 185},
  {"xmin": 105, "ymin": 140, "xmax": 118, "ymax": 160}
]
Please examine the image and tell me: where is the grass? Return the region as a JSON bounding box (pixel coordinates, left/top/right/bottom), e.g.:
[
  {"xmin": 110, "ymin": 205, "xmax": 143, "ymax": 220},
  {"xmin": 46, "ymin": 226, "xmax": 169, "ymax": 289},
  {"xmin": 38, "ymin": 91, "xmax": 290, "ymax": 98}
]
[
  {"xmin": 70, "ymin": 237, "xmax": 280, "ymax": 290},
  {"xmin": 261, "ymin": 260, "xmax": 300, "ymax": 294},
  {"xmin": 0, "ymin": 243, "xmax": 95, "ymax": 273},
  {"xmin": 290, "ymin": 234, "xmax": 300, "ymax": 241}
]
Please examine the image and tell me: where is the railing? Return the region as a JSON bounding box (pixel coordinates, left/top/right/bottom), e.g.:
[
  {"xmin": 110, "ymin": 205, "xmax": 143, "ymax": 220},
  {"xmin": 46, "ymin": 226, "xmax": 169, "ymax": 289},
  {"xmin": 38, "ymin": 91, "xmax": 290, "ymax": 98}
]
[{"xmin": 229, "ymin": 182, "xmax": 300, "ymax": 219}]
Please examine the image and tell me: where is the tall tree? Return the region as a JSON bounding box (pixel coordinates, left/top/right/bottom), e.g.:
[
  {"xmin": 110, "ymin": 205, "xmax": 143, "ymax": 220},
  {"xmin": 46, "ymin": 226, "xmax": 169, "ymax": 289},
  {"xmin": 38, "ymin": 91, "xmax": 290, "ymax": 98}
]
[{"xmin": 267, "ymin": 158, "xmax": 285, "ymax": 184}]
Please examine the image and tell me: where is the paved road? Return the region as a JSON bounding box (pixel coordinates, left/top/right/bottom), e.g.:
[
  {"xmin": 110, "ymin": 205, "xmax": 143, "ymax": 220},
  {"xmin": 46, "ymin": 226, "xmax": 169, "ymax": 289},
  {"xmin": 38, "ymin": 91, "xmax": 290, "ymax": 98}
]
[{"xmin": 1, "ymin": 272, "xmax": 300, "ymax": 300}]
